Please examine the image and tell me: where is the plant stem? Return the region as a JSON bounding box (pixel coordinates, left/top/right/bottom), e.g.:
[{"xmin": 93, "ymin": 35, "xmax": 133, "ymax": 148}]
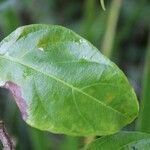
[
  {"xmin": 101, "ymin": 0, "xmax": 122, "ymax": 58},
  {"xmin": 136, "ymin": 30, "xmax": 150, "ymax": 133},
  {"xmin": 0, "ymin": 121, "xmax": 14, "ymax": 150},
  {"xmin": 84, "ymin": 136, "xmax": 95, "ymax": 146}
]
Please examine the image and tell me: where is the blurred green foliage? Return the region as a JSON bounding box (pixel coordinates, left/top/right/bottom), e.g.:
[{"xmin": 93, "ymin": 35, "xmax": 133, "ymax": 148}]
[
  {"xmin": 137, "ymin": 31, "xmax": 150, "ymax": 133},
  {"xmin": 0, "ymin": 0, "xmax": 149, "ymax": 149}
]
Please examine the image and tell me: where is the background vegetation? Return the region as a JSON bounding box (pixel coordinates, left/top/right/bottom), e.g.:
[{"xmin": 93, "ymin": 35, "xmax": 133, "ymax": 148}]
[{"xmin": 0, "ymin": 0, "xmax": 149, "ymax": 149}]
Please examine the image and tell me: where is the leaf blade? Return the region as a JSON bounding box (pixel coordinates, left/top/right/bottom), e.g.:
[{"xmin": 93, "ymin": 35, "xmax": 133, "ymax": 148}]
[
  {"xmin": 85, "ymin": 131, "xmax": 150, "ymax": 150},
  {"xmin": 0, "ymin": 24, "xmax": 139, "ymax": 136}
]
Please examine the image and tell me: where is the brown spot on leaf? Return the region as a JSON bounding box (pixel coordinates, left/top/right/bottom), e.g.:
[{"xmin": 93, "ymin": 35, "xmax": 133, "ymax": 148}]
[{"xmin": 2, "ymin": 81, "xmax": 28, "ymax": 121}]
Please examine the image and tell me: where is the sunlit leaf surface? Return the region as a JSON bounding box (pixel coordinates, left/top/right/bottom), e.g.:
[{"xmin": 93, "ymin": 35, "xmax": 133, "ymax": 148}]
[{"xmin": 0, "ymin": 24, "xmax": 138, "ymax": 136}]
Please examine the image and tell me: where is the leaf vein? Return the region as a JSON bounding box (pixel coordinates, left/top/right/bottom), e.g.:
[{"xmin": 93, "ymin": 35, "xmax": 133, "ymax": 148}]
[
  {"xmin": 72, "ymin": 89, "xmax": 94, "ymax": 131},
  {"xmin": 0, "ymin": 55, "xmax": 127, "ymax": 119}
]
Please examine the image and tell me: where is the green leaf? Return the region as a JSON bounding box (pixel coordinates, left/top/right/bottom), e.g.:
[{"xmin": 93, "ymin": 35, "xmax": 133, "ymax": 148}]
[
  {"xmin": 86, "ymin": 131, "xmax": 150, "ymax": 150},
  {"xmin": 0, "ymin": 24, "xmax": 138, "ymax": 136}
]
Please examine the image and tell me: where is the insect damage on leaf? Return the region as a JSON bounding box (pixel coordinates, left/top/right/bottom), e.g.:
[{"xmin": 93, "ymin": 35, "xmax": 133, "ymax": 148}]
[{"xmin": 2, "ymin": 81, "xmax": 28, "ymax": 120}]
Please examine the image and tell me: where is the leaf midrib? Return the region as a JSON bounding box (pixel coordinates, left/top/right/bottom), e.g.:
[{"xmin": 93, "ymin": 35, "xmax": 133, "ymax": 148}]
[{"xmin": 0, "ymin": 55, "xmax": 127, "ymax": 119}]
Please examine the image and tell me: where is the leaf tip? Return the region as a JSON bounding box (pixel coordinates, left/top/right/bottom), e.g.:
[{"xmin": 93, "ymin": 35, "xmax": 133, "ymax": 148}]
[{"xmin": 100, "ymin": 0, "xmax": 106, "ymax": 11}]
